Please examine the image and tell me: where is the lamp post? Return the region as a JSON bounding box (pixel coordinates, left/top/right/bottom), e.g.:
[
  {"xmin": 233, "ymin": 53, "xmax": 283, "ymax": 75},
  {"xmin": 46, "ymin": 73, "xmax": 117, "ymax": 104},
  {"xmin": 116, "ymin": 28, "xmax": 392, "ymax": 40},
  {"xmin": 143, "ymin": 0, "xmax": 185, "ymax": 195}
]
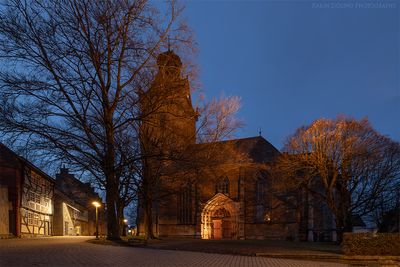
[
  {"xmin": 123, "ymin": 219, "xmax": 128, "ymax": 236},
  {"xmin": 92, "ymin": 201, "xmax": 101, "ymax": 239}
]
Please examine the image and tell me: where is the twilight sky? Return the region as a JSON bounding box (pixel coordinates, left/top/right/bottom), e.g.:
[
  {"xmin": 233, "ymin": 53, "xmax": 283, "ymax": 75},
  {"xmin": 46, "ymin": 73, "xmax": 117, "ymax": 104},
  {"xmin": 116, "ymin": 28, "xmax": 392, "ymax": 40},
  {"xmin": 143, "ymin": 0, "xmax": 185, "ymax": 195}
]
[{"xmin": 182, "ymin": 0, "xmax": 399, "ymax": 149}]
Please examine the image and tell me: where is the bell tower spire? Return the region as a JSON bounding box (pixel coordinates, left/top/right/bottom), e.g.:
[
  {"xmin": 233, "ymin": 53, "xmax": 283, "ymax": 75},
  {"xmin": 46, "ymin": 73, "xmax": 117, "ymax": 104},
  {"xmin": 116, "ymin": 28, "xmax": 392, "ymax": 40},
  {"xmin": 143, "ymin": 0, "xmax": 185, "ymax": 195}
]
[{"xmin": 140, "ymin": 50, "xmax": 197, "ymax": 152}]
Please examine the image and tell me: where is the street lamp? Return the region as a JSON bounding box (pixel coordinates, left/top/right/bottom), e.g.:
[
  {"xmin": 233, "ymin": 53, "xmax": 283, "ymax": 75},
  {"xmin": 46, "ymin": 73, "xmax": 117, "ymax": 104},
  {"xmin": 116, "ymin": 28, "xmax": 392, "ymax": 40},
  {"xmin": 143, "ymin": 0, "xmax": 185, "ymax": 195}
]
[
  {"xmin": 123, "ymin": 219, "xmax": 128, "ymax": 236},
  {"xmin": 92, "ymin": 201, "xmax": 101, "ymax": 239}
]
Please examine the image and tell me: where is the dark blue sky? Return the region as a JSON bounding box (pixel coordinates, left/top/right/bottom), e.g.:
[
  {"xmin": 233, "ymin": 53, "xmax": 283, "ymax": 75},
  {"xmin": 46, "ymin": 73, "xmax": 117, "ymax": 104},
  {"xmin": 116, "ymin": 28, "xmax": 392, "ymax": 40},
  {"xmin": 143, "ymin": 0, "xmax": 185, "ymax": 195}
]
[{"xmin": 183, "ymin": 0, "xmax": 399, "ymax": 149}]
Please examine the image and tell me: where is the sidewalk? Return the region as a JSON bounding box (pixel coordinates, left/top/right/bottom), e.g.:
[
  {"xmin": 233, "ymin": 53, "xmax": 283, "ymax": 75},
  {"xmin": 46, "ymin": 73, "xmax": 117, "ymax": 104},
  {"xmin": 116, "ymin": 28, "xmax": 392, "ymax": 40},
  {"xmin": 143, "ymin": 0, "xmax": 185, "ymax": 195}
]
[
  {"xmin": 143, "ymin": 238, "xmax": 342, "ymax": 256},
  {"xmin": 127, "ymin": 238, "xmax": 400, "ymax": 266},
  {"xmin": 1, "ymin": 236, "xmax": 348, "ymax": 267}
]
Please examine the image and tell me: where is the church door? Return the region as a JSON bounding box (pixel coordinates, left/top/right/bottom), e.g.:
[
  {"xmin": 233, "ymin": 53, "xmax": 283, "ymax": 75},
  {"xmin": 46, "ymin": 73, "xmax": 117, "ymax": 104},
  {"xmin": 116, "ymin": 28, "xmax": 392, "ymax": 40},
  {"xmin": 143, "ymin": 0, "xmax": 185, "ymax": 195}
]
[
  {"xmin": 213, "ymin": 219, "xmax": 222, "ymax": 239},
  {"xmin": 222, "ymin": 220, "xmax": 232, "ymax": 238}
]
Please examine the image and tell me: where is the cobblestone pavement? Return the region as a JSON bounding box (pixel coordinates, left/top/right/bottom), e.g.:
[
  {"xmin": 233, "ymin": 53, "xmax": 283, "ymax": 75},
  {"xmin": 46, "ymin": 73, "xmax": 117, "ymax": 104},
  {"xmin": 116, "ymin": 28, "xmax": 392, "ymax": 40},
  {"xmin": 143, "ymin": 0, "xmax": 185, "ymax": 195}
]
[{"xmin": 0, "ymin": 236, "xmax": 348, "ymax": 267}]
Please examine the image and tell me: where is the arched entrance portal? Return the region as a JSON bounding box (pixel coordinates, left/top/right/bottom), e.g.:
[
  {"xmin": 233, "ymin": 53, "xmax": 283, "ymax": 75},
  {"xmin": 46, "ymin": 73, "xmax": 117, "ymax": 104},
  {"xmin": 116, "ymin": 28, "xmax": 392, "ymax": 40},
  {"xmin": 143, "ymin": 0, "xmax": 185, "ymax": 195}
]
[{"xmin": 201, "ymin": 193, "xmax": 239, "ymax": 239}]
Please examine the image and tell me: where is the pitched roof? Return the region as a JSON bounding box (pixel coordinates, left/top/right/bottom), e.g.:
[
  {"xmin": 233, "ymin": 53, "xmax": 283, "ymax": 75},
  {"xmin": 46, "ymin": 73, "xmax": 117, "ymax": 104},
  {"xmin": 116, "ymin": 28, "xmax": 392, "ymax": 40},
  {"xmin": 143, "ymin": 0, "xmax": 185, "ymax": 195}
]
[
  {"xmin": 55, "ymin": 167, "xmax": 101, "ymax": 207},
  {"xmin": 197, "ymin": 136, "xmax": 280, "ymax": 163},
  {"xmin": 0, "ymin": 143, "xmax": 55, "ymax": 183},
  {"xmin": 0, "ymin": 143, "xmax": 20, "ymax": 168}
]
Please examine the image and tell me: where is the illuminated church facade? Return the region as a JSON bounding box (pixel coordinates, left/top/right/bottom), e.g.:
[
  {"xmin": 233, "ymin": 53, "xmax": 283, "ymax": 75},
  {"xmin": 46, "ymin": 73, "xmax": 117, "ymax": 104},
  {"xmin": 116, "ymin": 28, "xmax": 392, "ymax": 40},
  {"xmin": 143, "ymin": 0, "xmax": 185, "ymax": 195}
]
[{"xmin": 139, "ymin": 50, "xmax": 307, "ymax": 240}]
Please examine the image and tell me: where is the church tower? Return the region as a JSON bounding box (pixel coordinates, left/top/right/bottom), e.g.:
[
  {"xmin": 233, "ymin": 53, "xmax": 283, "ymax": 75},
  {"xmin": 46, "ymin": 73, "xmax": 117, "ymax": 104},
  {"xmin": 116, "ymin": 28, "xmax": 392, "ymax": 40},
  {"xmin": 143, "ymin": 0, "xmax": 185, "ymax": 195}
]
[{"xmin": 140, "ymin": 50, "xmax": 197, "ymax": 154}]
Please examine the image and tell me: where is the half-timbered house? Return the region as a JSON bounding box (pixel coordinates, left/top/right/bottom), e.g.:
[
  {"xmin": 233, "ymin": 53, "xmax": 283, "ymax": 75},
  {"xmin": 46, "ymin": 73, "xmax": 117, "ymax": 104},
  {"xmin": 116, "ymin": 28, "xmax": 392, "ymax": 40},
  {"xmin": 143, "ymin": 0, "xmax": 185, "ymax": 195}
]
[{"xmin": 0, "ymin": 143, "xmax": 54, "ymax": 237}]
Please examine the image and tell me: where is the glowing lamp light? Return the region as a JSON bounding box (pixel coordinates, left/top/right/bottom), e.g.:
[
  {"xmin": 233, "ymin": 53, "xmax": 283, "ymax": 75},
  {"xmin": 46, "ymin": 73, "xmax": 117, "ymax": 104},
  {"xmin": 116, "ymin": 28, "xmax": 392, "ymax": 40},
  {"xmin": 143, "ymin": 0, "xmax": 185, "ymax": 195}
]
[
  {"xmin": 92, "ymin": 201, "xmax": 101, "ymax": 239},
  {"xmin": 92, "ymin": 201, "xmax": 101, "ymax": 208}
]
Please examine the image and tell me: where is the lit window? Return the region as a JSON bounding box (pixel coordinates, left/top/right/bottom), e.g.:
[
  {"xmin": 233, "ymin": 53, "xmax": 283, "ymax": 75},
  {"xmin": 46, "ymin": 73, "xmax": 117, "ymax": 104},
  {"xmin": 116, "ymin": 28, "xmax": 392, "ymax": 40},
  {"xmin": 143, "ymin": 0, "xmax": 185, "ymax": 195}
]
[
  {"xmin": 264, "ymin": 213, "xmax": 271, "ymax": 222},
  {"xmin": 28, "ymin": 212, "xmax": 33, "ymax": 225},
  {"xmin": 33, "ymin": 214, "xmax": 39, "ymax": 226}
]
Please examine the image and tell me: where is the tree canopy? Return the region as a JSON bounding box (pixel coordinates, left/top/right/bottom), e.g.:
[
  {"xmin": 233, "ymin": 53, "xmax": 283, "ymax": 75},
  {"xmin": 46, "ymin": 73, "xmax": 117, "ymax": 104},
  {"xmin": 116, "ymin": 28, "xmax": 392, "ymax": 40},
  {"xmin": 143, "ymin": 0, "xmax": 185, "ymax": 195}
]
[
  {"xmin": 271, "ymin": 117, "xmax": 400, "ymax": 241},
  {"xmin": 0, "ymin": 0, "xmax": 192, "ymax": 239}
]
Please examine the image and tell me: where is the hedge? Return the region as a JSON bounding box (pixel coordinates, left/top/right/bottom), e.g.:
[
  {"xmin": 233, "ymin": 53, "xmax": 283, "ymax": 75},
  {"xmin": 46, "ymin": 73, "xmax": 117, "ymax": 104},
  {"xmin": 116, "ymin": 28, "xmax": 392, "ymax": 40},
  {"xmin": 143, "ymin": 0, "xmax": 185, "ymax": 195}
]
[{"xmin": 342, "ymin": 233, "xmax": 400, "ymax": 256}]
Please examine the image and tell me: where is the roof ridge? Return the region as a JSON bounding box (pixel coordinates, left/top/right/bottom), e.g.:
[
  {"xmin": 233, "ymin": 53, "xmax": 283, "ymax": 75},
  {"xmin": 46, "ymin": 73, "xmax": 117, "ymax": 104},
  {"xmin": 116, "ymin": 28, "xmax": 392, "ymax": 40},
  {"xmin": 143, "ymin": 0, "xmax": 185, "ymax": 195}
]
[
  {"xmin": 0, "ymin": 142, "xmax": 55, "ymax": 182},
  {"xmin": 198, "ymin": 135, "xmax": 265, "ymax": 145}
]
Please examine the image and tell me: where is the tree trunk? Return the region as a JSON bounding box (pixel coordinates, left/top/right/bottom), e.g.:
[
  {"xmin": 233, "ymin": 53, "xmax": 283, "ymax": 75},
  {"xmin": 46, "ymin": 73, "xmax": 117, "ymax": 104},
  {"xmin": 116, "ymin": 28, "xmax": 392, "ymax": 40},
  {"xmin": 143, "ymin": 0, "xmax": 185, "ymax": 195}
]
[
  {"xmin": 106, "ymin": 176, "xmax": 120, "ymax": 240},
  {"xmin": 103, "ymin": 106, "xmax": 121, "ymax": 240},
  {"xmin": 335, "ymin": 216, "xmax": 344, "ymax": 244},
  {"xmin": 140, "ymin": 156, "xmax": 156, "ymax": 240},
  {"xmin": 135, "ymin": 201, "xmax": 140, "ymax": 236},
  {"xmin": 116, "ymin": 200, "xmax": 125, "ymax": 236},
  {"xmin": 335, "ymin": 213, "xmax": 352, "ymax": 243},
  {"xmin": 335, "ymin": 180, "xmax": 352, "ymax": 243},
  {"xmin": 303, "ymin": 190, "xmax": 310, "ymax": 241},
  {"xmin": 143, "ymin": 193, "xmax": 155, "ymax": 239}
]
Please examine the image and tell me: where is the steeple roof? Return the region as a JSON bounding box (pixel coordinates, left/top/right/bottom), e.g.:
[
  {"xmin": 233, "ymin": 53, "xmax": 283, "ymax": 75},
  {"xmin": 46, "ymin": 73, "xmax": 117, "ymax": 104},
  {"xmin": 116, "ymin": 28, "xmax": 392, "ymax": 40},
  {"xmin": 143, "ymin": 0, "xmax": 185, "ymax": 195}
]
[{"xmin": 156, "ymin": 50, "xmax": 182, "ymax": 69}]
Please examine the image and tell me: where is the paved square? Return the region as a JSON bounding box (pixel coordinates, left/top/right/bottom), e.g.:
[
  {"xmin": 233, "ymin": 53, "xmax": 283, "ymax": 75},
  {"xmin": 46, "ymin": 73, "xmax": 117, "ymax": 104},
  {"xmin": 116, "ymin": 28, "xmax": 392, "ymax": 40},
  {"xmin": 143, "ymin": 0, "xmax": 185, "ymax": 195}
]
[{"xmin": 0, "ymin": 237, "xmax": 348, "ymax": 266}]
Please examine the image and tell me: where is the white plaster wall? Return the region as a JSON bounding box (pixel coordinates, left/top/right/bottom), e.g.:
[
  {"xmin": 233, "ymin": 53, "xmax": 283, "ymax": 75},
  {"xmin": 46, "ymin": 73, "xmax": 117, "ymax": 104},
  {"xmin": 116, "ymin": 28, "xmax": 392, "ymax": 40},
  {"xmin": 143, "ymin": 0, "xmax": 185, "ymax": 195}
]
[{"xmin": 63, "ymin": 203, "xmax": 74, "ymax": 235}]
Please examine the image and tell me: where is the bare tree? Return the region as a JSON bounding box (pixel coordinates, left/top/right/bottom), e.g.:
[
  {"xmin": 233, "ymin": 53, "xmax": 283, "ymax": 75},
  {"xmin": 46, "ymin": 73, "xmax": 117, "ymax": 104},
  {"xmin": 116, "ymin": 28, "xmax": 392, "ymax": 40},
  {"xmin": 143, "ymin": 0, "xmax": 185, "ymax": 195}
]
[
  {"xmin": 0, "ymin": 0, "xmax": 192, "ymax": 239},
  {"xmin": 137, "ymin": 87, "xmax": 244, "ymax": 239},
  {"xmin": 271, "ymin": 117, "xmax": 400, "ymax": 242}
]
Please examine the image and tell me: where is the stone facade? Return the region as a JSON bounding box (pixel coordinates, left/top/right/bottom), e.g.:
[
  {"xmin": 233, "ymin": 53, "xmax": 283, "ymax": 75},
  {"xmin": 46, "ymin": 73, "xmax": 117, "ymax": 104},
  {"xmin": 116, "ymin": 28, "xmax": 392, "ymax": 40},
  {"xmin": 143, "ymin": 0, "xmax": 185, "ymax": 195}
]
[
  {"xmin": 150, "ymin": 139, "xmax": 298, "ymax": 240},
  {"xmin": 138, "ymin": 51, "xmax": 297, "ymax": 240},
  {"xmin": 297, "ymin": 188, "xmax": 336, "ymax": 242}
]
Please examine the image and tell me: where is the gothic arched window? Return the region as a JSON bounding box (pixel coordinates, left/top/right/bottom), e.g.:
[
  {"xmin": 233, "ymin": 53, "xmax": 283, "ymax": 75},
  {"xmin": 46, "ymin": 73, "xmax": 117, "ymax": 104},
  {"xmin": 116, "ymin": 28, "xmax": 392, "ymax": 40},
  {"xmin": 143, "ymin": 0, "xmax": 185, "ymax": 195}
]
[
  {"xmin": 215, "ymin": 176, "xmax": 229, "ymax": 195},
  {"xmin": 256, "ymin": 178, "xmax": 266, "ymax": 204},
  {"xmin": 255, "ymin": 178, "xmax": 267, "ymax": 222},
  {"xmin": 178, "ymin": 184, "xmax": 192, "ymax": 224}
]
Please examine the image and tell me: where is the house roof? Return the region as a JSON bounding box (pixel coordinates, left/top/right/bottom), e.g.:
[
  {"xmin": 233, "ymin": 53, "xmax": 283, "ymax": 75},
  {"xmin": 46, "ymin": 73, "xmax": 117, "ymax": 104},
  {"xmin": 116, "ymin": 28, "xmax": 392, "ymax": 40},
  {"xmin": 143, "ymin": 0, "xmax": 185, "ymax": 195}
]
[
  {"xmin": 55, "ymin": 167, "xmax": 101, "ymax": 207},
  {"xmin": 0, "ymin": 143, "xmax": 55, "ymax": 183}
]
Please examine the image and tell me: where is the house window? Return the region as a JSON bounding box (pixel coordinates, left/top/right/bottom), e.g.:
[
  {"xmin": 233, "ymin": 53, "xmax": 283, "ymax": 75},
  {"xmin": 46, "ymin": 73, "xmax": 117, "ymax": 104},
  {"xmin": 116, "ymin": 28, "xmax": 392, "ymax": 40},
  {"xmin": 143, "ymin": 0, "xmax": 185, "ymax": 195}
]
[
  {"xmin": 35, "ymin": 193, "xmax": 40, "ymax": 204},
  {"xmin": 27, "ymin": 212, "xmax": 33, "ymax": 225},
  {"xmin": 215, "ymin": 176, "xmax": 229, "ymax": 195},
  {"xmin": 178, "ymin": 184, "xmax": 192, "ymax": 224},
  {"xmin": 33, "ymin": 214, "xmax": 39, "ymax": 226},
  {"xmin": 28, "ymin": 191, "xmax": 35, "ymax": 202}
]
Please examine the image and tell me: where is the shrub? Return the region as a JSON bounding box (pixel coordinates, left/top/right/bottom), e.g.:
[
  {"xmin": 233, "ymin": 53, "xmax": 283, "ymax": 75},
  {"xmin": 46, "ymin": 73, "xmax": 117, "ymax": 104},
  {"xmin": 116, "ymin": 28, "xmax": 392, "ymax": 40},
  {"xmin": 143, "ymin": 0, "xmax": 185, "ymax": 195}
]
[{"xmin": 342, "ymin": 233, "xmax": 400, "ymax": 256}]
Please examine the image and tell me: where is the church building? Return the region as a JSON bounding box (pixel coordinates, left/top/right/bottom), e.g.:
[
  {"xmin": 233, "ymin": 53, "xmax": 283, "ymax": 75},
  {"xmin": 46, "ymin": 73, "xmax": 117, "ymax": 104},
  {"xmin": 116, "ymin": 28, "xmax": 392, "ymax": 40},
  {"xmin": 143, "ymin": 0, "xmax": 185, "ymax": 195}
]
[{"xmin": 139, "ymin": 50, "xmax": 299, "ymax": 240}]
